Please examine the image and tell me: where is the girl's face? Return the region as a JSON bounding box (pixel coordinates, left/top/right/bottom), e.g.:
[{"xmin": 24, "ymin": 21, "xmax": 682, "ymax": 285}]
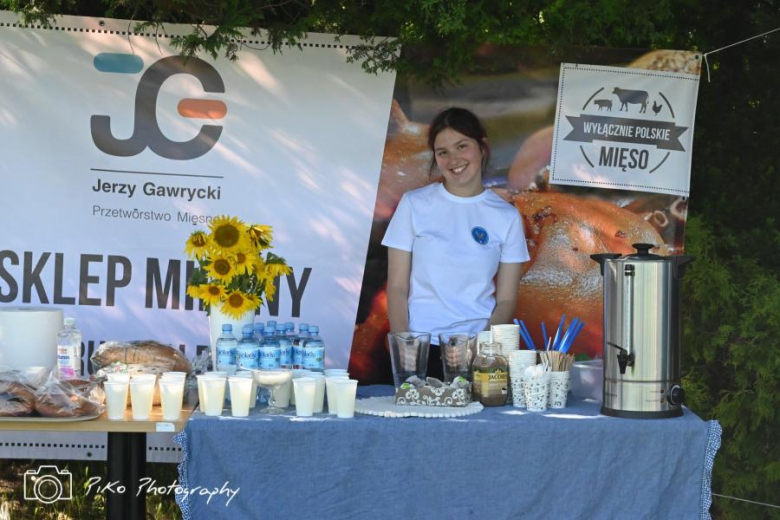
[{"xmin": 433, "ymin": 127, "xmax": 485, "ymax": 196}]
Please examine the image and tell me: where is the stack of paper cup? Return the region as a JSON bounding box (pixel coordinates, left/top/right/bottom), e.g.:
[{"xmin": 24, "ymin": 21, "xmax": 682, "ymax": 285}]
[
  {"xmin": 547, "ymin": 371, "xmax": 571, "ymax": 409},
  {"xmin": 490, "ymin": 324, "xmax": 520, "ymax": 359},
  {"xmin": 508, "ymin": 350, "xmax": 538, "ymax": 408}
]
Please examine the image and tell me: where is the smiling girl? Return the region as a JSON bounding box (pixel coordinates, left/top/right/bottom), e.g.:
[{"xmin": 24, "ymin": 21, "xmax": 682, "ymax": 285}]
[{"xmin": 382, "ymin": 107, "xmax": 530, "ymax": 378}]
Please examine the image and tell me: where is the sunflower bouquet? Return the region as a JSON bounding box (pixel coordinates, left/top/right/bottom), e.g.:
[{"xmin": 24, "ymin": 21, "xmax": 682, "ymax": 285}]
[{"xmin": 185, "ymin": 215, "xmax": 292, "ymax": 319}]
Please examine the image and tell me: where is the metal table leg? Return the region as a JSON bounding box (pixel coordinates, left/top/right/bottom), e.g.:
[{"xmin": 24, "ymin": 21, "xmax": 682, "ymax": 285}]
[{"xmin": 106, "ymin": 432, "xmax": 146, "ymax": 520}]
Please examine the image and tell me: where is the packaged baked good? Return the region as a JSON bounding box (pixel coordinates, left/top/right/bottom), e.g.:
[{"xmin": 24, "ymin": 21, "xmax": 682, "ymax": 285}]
[
  {"xmin": 0, "ymin": 371, "xmax": 36, "ymax": 417},
  {"xmin": 91, "ymin": 340, "xmax": 191, "ymax": 374},
  {"xmin": 34, "ymin": 375, "xmax": 105, "ymax": 418}
]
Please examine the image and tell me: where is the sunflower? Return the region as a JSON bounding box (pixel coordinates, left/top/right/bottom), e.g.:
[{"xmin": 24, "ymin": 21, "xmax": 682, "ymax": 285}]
[
  {"xmin": 206, "ymin": 255, "xmax": 235, "ymax": 283},
  {"xmin": 222, "ymin": 290, "xmax": 252, "ymax": 319},
  {"xmin": 244, "ymin": 293, "xmax": 261, "ymax": 311},
  {"xmin": 184, "ymin": 231, "xmax": 210, "ymax": 259},
  {"xmin": 264, "ymin": 278, "xmax": 277, "ymax": 302},
  {"xmin": 209, "ymin": 215, "xmax": 249, "ymax": 254},
  {"xmin": 200, "ymin": 284, "xmax": 226, "ymax": 306},
  {"xmin": 232, "ymin": 249, "xmax": 257, "ymax": 275},
  {"xmin": 263, "ymin": 262, "xmax": 292, "ymax": 281},
  {"xmin": 186, "ymin": 284, "xmax": 203, "ymax": 300},
  {"xmin": 246, "ymin": 224, "xmax": 273, "ymax": 248}
]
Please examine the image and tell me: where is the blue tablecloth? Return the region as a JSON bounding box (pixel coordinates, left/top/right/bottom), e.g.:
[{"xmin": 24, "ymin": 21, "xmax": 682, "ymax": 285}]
[{"xmin": 175, "ymin": 386, "xmax": 720, "ymax": 520}]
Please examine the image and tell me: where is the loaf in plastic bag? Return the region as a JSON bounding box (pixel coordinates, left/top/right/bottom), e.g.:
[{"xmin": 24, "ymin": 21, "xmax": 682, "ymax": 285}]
[
  {"xmin": 34, "ymin": 373, "xmax": 105, "ymax": 418},
  {"xmin": 91, "ymin": 340, "xmax": 192, "ymax": 374}
]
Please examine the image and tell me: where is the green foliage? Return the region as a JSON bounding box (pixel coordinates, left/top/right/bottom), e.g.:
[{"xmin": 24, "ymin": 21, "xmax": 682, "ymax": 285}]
[{"xmin": 682, "ymin": 215, "xmax": 780, "ymax": 519}]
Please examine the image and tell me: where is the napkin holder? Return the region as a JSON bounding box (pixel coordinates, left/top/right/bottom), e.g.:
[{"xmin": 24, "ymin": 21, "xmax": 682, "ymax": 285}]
[{"xmin": 394, "ymin": 377, "xmax": 471, "ymax": 407}]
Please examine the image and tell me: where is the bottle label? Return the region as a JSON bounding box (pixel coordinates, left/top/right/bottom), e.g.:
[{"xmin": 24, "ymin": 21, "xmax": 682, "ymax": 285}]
[
  {"xmin": 473, "ymin": 370, "xmax": 508, "ymax": 398},
  {"xmin": 303, "ymin": 347, "xmax": 324, "ymax": 369},
  {"xmin": 279, "ymin": 343, "xmax": 292, "ymax": 367},
  {"xmin": 57, "ymin": 347, "xmax": 81, "ymax": 378},
  {"xmin": 259, "ymin": 346, "xmax": 281, "ymax": 369},
  {"xmin": 292, "ymin": 345, "xmax": 303, "ymax": 367},
  {"xmin": 237, "ymin": 348, "xmax": 259, "ymax": 370},
  {"xmin": 217, "ymin": 346, "xmax": 236, "ymax": 367}
]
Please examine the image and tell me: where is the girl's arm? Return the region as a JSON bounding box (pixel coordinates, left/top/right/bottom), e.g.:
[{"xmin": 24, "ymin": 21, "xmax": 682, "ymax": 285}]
[
  {"xmin": 489, "ymin": 262, "xmax": 523, "ymax": 326},
  {"xmin": 387, "ymin": 247, "xmax": 412, "ymax": 332}
]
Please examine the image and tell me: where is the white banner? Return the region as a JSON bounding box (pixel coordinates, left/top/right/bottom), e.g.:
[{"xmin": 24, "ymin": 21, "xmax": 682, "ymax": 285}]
[
  {"xmin": 0, "ymin": 12, "xmax": 396, "ymax": 369},
  {"xmin": 550, "ymin": 62, "xmax": 699, "ymax": 196}
]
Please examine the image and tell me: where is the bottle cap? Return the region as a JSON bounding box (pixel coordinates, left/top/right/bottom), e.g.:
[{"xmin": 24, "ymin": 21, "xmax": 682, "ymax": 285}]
[
  {"xmin": 64, "ymin": 317, "xmax": 76, "ymax": 326},
  {"xmin": 309, "ymin": 326, "xmax": 319, "ymax": 333},
  {"xmin": 222, "ymin": 324, "xmax": 233, "ymax": 332},
  {"xmin": 242, "ymin": 324, "xmax": 254, "ymax": 334}
]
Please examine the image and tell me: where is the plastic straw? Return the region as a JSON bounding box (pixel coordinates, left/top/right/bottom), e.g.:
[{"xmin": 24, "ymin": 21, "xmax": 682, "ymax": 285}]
[
  {"xmin": 561, "ymin": 322, "xmax": 585, "ymax": 354},
  {"xmin": 519, "ymin": 320, "xmax": 536, "ymax": 350},
  {"xmin": 557, "ymin": 318, "xmax": 579, "ymax": 351},
  {"xmin": 541, "ymin": 322, "xmax": 548, "ymax": 349},
  {"xmin": 551, "ymin": 315, "xmax": 565, "ymax": 351},
  {"xmin": 519, "ymin": 325, "xmax": 536, "ymax": 350}
]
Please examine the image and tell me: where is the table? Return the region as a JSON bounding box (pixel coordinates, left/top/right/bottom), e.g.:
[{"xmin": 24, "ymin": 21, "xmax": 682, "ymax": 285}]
[
  {"xmin": 176, "ymin": 386, "xmax": 721, "ymax": 520},
  {"xmin": 0, "ymin": 391, "xmax": 197, "ymax": 520}
]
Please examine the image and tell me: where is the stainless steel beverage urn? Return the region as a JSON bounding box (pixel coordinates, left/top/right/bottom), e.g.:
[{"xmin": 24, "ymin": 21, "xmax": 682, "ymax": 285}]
[{"xmin": 591, "ymin": 244, "xmax": 693, "ymax": 418}]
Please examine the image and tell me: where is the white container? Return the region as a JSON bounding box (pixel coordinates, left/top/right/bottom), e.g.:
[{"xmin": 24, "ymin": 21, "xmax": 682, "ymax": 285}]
[
  {"xmin": 202, "ymin": 377, "xmax": 227, "ymax": 416},
  {"xmin": 570, "ymin": 359, "xmax": 603, "ymax": 401},
  {"xmin": 292, "ymin": 377, "xmax": 316, "ymax": 417},
  {"xmin": 0, "ymin": 306, "xmax": 62, "ymax": 370},
  {"xmin": 333, "ymin": 379, "xmax": 359, "ymax": 418},
  {"xmin": 325, "ymin": 375, "xmax": 349, "ymax": 415},
  {"xmin": 548, "ymin": 371, "xmax": 571, "ymax": 409}
]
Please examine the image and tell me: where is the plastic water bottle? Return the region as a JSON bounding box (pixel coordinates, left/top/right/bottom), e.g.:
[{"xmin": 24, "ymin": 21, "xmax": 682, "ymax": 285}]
[
  {"xmin": 215, "ymin": 324, "xmax": 238, "ymax": 370},
  {"xmin": 266, "ymin": 320, "xmax": 277, "ymax": 330},
  {"xmin": 237, "ymin": 324, "xmax": 260, "ymax": 370},
  {"xmin": 277, "ymin": 324, "xmax": 293, "ymax": 368},
  {"xmin": 56, "ymin": 317, "xmax": 82, "ymax": 379},
  {"xmin": 259, "ymin": 325, "xmax": 281, "ymax": 369},
  {"xmin": 253, "ymin": 322, "xmax": 265, "ymax": 342},
  {"xmin": 303, "ymin": 325, "xmax": 325, "ymax": 371},
  {"xmin": 294, "ymin": 323, "xmax": 310, "ymax": 369}
]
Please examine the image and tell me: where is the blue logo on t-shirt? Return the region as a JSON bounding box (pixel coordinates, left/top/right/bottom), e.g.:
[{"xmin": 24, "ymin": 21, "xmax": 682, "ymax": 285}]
[{"xmin": 471, "ymin": 226, "xmax": 489, "ymax": 245}]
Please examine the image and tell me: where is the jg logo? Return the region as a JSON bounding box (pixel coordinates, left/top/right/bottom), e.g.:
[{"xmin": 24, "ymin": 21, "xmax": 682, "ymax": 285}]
[{"xmin": 91, "ymin": 55, "xmax": 227, "ymax": 160}]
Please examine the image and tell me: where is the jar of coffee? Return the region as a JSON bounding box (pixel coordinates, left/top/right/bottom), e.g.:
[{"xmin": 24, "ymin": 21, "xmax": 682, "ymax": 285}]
[{"xmin": 472, "ymin": 342, "xmax": 508, "ymax": 406}]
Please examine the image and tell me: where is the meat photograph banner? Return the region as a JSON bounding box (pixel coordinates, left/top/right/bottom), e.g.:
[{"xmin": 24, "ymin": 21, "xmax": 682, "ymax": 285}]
[
  {"xmin": 0, "ymin": 12, "xmax": 396, "ymax": 370},
  {"xmin": 550, "ymin": 63, "xmax": 700, "ymax": 196},
  {"xmin": 349, "ymin": 48, "xmax": 700, "ymax": 383}
]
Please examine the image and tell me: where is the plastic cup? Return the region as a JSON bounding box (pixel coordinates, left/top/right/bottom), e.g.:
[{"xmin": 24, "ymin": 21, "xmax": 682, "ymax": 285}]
[
  {"xmin": 323, "ymin": 369, "xmax": 349, "ymax": 377},
  {"xmin": 325, "ymin": 375, "xmax": 350, "ymax": 414},
  {"xmin": 202, "ymin": 377, "xmax": 227, "ymax": 416},
  {"xmin": 159, "ymin": 378, "xmax": 185, "ymax": 421},
  {"xmin": 129, "ymin": 379, "xmax": 155, "ymax": 420},
  {"xmin": 274, "ymin": 377, "xmax": 292, "ymax": 409},
  {"xmin": 292, "ymin": 377, "xmax": 316, "ymax": 417},
  {"xmin": 228, "ymin": 377, "xmax": 253, "ymax": 417},
  {"xmin": 387, "ymin": 332, "xmax": 431, "ymax": 388},
  {"xmin": 106, "ymin": 373, "xmax": 131, "ymax": 384},
  {"xmin": 548, "ymin": 371, "xmax": 571, "ymax": 409},
  {"xmin": 104, "ymin": 381, "xmax": 129, "ymax": 421},
  {"xmin": 333, "ymin": 379, "xmax": 359, "ymax": 418},
  {"xmin": 307, "ymin": 373, "xmax": 326, "ymax": 413},
  {"xmin": 196, "ymin": 373, "xmax": 225, "ymax": 412},
  {"xmin": 161, "ymin": 371, "xmax": 187, "ymax": 379},
  {"xmin": 235, "ymin": 371, "xmax": 258, "ymax": 409}
]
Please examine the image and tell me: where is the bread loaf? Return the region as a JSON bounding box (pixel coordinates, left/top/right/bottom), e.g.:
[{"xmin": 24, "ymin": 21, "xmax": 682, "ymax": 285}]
[
  {"xmin": 91, "ymin": 340, "xmax": 191, "ymax": 373},
  {"xmin": 0, "ymin": 380, "xmax": 36, "ymax": 417}
]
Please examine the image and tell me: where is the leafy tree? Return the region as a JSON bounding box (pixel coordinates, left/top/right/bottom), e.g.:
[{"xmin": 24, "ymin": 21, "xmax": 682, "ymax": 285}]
[{"xmin": 1, "ymin": 1, "xmax": 778, "ymax": 518}]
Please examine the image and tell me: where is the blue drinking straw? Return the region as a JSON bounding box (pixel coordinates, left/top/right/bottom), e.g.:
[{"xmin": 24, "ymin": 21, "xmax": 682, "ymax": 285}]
[
  {"xmin": 551, "ymin": 315, "xmax": 566, "ymax": 351},
  {"xmin": 561, "ymin": 321, "xmax": 585, "ymax": 354},
  {"xmin": 541, "ymin": 322, "xmax": 548, "ymax": 350},
  {"xmin": 557, "ymin": 318, "xmax": 579, "ymax": 351},
  {"xmin": 519, "ymin": 320, "xmax": 537, "ymax": 350}
]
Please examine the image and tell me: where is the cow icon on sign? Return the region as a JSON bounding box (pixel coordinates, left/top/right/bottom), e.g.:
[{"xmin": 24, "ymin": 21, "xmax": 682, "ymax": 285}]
[{"xmin": 612, "ymin": 87, "xmax": 649, "ymax": 113}]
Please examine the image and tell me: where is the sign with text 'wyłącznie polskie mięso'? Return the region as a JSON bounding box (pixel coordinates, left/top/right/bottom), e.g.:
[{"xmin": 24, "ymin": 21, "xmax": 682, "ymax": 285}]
[{"xmin": 550, "ymin": 62, "xmax": 700, "ymax": 196}]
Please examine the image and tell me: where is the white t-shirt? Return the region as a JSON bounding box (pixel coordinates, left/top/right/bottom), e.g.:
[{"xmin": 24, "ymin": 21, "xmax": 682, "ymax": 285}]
[{"xmin": 382, "ymin": 183, "xmax": 530, "ymax": 341}]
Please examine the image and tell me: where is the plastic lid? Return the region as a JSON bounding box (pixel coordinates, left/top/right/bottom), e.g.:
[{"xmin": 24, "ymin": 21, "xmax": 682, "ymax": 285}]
[
  {"xmin": 254, "ymin": 323, "xmax": 264, "ymax": 331},
  {"xmin": 624, "ymin": 243, "xmax": 665, "ymax": 260},
  {"xmin": 64, "ymin": 317, "xmax": 76, "ymax": 326},
  {"xmin": 242, "ymin": 324, "xmax": 254, "ymax": 333},
  {"xmin": 222, "ymin": 324, "xmax": 233, "ymax": 332},
  {"xmin": 299, "ymin": 323, "xmax": 309, "ymax": 330},
  {"xmin": 285, "ymin": 322, "xmax": 295, "ymax": 329},
  {"xmin": 309, "ymin": 325, "xmax": 319, "ymax": 333},
  {"xmin": 266, "ymin": 320, "xmax": 277, "ymax": 327}
]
